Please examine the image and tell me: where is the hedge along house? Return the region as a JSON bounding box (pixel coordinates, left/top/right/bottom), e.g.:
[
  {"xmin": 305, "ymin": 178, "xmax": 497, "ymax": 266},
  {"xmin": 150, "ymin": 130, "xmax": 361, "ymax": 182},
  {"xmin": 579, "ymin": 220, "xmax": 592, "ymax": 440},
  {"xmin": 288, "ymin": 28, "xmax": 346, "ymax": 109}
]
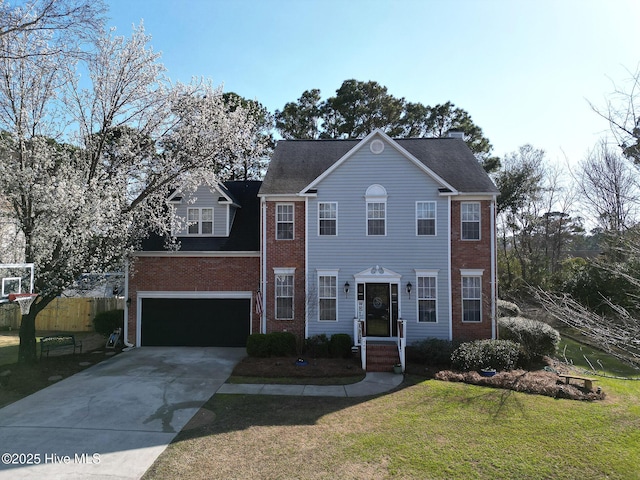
[
  {"xmin": 259, "ymin": 129, "xmax": 499, "ymax": 370},
  {"xmin": 126, "ymin": 180, "xmax": 262, "ymax": 347}
]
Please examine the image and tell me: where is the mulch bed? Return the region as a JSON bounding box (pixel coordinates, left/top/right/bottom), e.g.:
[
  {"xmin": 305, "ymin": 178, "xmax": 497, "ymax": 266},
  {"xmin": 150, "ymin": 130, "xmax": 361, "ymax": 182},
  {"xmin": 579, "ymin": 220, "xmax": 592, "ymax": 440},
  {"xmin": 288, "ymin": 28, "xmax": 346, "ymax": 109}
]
[
  {"xmin": 406, "ymin": 357, "xmax": 606, "ymax": 401},
  {"xmin": 231, "ymin": 356, "xmax": 364, "ymax": 378},
  {"xmin": 232, "ymin": 355, "xmax": 604, "ymax": 401},
  {"xmin": 433, "ymin": 369, "xmax": 605, "ymax": 401}
]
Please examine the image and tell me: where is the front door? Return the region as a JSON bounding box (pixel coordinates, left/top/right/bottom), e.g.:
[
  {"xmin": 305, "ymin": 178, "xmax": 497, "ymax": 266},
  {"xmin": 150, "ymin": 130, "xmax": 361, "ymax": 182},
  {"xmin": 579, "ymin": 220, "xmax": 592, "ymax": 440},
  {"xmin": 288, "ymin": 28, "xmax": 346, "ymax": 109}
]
[{"xmin": 366, "ymin": 283, "xmax": 390, "ymax": 336}]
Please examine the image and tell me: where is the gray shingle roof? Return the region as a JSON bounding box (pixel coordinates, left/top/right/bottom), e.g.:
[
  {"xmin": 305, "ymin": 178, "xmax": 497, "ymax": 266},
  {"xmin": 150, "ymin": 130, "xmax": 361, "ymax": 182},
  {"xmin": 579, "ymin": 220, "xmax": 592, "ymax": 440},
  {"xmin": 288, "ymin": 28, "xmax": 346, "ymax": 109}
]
[{"xmin": 259, "ymin": 137, "xmax": 499, "ymax": 195}]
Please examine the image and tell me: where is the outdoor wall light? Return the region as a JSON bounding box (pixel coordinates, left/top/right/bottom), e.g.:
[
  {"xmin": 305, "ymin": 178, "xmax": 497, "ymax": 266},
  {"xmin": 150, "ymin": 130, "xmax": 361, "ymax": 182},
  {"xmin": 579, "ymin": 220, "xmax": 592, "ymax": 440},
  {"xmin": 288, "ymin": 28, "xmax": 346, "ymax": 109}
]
[
  {"xmin": 344, "ymin": 281, "xmax": 350, "ymax": 297},
  {"xmin": 126, "ymin": 297, "xmax": 132, "ymax": 307},
  {"xmin": 406, "ymin": 282, "xmax": 412, "ymax": 299}
]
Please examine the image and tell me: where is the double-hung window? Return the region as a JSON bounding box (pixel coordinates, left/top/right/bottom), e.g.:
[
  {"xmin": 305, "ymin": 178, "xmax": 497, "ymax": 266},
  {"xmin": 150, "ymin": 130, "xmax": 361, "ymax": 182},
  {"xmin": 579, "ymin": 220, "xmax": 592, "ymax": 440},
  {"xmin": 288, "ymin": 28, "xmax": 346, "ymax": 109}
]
[
  {"xmin": 275, "ymin": 269, "xmax": 294, "ymax": 320},
  {"xmin": 276, "ymin": 204, "xmax": 294, "ymax": 240},
  {"xmin": 187, "ymin": 208, "xmax": 213, "ymax": 235},
  {"xmin": 365, "ymin": 184, "xmax": 387, "ymax": 236},
  {"xmin": 462, "ymin": 275, "xmax": 482, "ymax": 322},
  {"xmin": 416, "ymin": 201, "xmax": 436, "ymax": 236},
  {"xmin": 318, "ymin": 202, "xmax": 337, "ymax": 236},
  {"xmin": 367, "ymin": 202, "xmax": 386, "ymax": 236},
  {"xmin": 417, "ymin": 275, "xmax": 437, "ymax": 322},
  {"xmin": 318, "ymin": 273, "xmax": 337, "ymax": 321},
  {"xmin": 461, "ymin": 202, "xmax": 480, "ymax": 240}
]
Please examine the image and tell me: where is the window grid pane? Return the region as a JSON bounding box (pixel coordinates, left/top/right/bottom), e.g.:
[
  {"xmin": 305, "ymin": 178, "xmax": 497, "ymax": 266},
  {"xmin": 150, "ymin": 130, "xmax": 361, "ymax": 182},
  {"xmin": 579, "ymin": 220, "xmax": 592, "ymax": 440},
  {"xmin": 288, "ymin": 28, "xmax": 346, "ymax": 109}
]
[
  {"xmin": 318, "ymin": 275, "xmax": 337, "ymax": 321},
  {"xmin": 276, "ymin": 274, "xmax": 294, "ymax": 319},
  {"xmin": 418, "ymin": 276, "xmax": 437, "ymax": 322},
  {"xmin": 417, "ymin": 202, "xmax": 436, "ymax": 236},
  {"xmin": 462, "ymin": 276, "xmax": 481, "ymax": 322},
  {"xmin": 276, "ymin": 204, "xmax": 294, "ymax": 240},
  {"xmin": 367, "ymin": 202, "xmax": 386, "ymax": 235},
  {"xmin": 461, "ymin": 203, "xmax": 480, "ymax": 240},
  {"xmin": 319, "ymin": 203, "xmax": 337, "ymax": 236},
  {"xmin": 187, "ymin": 208, "xmax": 199, "ymax": 234}
]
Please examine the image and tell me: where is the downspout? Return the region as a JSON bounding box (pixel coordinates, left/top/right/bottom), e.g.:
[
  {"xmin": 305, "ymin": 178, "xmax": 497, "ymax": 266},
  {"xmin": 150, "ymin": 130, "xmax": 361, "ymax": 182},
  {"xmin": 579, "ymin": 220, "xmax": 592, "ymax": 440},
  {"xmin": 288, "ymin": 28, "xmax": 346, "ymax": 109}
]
[
  {"xmin": 122, "ymin": 257, "xmax": 134, "ymax": 349},
  {"xmin": 447, "ymin": 195, "xmax": 453, "ymax": 341},
  {"xmin": 261, "ymin": 198, "xmax": 267, "ymax": 334},
  {"xmin": 304, "ymin": 197, "xmax": 309, "ymax": 340},
  {"xmin": 490, "ymin": 199, "xmax": 497, "ymax": 339}
]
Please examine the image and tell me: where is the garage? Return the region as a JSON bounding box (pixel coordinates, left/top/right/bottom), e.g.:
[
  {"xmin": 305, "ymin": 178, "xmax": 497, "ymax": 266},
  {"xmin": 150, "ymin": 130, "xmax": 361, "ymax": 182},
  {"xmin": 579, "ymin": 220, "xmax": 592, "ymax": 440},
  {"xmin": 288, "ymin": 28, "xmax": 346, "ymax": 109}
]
[{"xmin": 141, "ymin": 297, "xmax": 251, "ymax": 347}]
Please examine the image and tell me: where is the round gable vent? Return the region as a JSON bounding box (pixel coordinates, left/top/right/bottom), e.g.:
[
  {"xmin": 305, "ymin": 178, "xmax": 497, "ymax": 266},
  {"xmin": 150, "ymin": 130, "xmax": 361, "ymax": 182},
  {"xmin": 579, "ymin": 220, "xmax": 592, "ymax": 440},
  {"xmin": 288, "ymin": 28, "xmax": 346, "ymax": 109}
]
[{"xmin": 370, "ymin": 139, "xmax": 385, "ymax": 154}]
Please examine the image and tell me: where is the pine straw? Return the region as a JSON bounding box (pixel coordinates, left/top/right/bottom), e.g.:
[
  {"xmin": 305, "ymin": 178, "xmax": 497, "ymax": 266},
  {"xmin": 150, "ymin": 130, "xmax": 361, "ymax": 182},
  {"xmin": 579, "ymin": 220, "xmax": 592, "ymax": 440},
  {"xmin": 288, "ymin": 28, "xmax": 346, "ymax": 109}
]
[{"xmin": 434, "ymin": 368, "xmax": 606, "ymax": 401}]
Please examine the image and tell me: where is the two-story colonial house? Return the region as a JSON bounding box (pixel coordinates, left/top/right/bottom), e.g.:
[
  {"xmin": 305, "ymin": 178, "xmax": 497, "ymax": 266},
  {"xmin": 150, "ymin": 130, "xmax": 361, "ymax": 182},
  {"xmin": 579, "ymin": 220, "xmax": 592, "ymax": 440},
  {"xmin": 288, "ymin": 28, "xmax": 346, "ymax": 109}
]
[{"xmin": 125, "ymin": 130, "xmax": 499, "ymax": 370}]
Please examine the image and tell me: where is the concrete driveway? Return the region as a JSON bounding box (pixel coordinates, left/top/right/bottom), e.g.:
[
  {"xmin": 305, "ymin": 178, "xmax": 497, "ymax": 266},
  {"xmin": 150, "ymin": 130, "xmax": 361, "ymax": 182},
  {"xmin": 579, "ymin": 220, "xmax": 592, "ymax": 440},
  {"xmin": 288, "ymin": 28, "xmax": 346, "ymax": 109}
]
[{"xmin": 0, "ymin": 347, "xmax": 246, "ymax": 480}]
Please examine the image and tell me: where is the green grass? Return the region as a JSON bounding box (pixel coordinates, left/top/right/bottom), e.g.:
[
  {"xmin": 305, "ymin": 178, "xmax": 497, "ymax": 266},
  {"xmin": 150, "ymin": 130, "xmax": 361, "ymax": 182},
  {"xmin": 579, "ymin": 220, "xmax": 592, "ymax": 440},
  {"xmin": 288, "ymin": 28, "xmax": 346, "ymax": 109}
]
[
  {"xmin": 144, "ymin": 376, "xmax": 640, "ymax": 480},
  {"xmin": 0, "ymin": 334, "xmax": 44, "ymax": 366},
  {"xmin": 0, "ymin": 344, "xmax": 19, "ymax": 366},
  {"xmin": 558, "ymin": 336, "xmax": 640, "ymax": 378},
  {"xmin": 144, "ymin": 336, "xmax": 640, "ymax": 479}
]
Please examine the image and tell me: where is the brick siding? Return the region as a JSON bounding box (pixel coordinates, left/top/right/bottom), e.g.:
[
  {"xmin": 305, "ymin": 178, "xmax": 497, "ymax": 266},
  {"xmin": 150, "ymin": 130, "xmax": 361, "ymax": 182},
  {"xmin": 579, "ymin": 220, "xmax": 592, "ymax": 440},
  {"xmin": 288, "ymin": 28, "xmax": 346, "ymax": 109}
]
[
  {"xmin": 450, "ymin": 199, "xmax": 496, "ymax": 341},
  {"xmin": 264, "ymin": 200, "xmax": 306, "ymax": 346},
  {"xmin": 127, "ymin": 255, "xmax": 260, "ymax": 345}
]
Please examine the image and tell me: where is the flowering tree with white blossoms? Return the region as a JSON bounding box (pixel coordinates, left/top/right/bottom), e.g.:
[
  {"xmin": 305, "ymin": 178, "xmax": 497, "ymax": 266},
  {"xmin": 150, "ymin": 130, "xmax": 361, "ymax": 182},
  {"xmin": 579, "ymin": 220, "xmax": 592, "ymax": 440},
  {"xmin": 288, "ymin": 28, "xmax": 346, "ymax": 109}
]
[{"xmin": 0, "ymin": 11, "xmax": 269, "ymax": 363}]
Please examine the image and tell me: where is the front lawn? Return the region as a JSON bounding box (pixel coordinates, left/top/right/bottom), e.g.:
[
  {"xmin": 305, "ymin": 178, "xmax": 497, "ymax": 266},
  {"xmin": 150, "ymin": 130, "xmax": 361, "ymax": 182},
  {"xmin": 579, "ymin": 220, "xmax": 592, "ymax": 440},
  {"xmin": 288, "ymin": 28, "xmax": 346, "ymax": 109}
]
[{"xmin": 144, "ymin": 372, "xmax": 640, "ymax": 480}]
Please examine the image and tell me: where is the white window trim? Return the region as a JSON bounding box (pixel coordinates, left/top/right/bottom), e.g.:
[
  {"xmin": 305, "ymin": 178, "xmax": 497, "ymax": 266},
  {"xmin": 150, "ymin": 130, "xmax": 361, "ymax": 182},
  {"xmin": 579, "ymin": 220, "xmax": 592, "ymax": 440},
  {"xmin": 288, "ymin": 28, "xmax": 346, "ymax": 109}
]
[
  {"xmin": 274, "ymin": 267, "xmax": 295, "ymax": 320},
  {"xmin": 461, "ymin": 202, "xmax": 481, "ymax": 241},
  {"xmin": 416, "ymin": 201, "xmax": 437, "ymax": 236},
  {"xmin": 366, "ymin": 201, "xmax": 387, "ymax": 236},
  {"xmin": 317, "ymin": 269, "xmax": 339, "ymax": 322},
  {"xmin": 461, "ymin": 272, "xmax": 483, "ymax": 323},
  {"xmin": 415, "ymin": 269, "xmax": 439, "ymax": 324},
  {"xmin": 318, "ymin": 202, "xmax": 338, "ymax": 236},
  {"xmin": 276, "ymin": 203, "xmax": 295, "ymax": 240},
  {"xmin": 186, "ymin": 207, "xmax": 214, "ymax": 236},
  {"xmin": 365, "ymin": 184, "xmax": 387, "ymax": 237}
]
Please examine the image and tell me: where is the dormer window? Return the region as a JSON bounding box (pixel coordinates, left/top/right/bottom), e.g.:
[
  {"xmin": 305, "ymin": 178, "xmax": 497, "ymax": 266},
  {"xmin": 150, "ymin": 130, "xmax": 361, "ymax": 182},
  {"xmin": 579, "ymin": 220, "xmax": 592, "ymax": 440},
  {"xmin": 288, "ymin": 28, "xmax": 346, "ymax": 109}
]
[{"xmin": 187, "ymin": 208, "xmax": 213, "ymax": 235}]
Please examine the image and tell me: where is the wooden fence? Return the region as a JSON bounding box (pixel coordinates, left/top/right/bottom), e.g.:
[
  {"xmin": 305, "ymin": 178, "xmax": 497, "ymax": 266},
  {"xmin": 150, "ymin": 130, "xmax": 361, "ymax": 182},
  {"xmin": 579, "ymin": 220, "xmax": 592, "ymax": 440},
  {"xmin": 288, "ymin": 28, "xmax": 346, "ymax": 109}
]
[{"xmin": 0, "ymin": 297, "xmax": 124, "ymax": 332}]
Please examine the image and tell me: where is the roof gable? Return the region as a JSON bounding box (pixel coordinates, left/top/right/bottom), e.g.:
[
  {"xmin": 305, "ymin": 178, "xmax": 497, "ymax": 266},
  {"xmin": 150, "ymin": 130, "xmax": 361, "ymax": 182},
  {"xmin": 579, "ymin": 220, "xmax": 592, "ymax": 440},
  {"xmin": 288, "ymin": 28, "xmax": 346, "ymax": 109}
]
[
  {"xmin": 168, "ymin": 180, "xmax": 239, "ymax": 207},
  {"xmin": 142, "ymin": 180, "xmax": 261, "ymax": 252},
  {"xmin": 259, "ymin": 129, "xmax": 498, "ymax": 197},
  {"xmin": 302, "ymin": 130, "xmax": 455, "ymax": 193}
]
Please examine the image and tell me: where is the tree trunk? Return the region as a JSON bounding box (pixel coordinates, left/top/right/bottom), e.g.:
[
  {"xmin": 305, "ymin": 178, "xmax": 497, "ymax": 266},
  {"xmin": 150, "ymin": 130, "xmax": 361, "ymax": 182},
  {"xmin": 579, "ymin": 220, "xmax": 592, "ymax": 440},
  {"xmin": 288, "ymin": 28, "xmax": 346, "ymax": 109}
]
[
  {"xmin": 18, "ymin": 309, "xmax": 37, "ymax": 364},
  {"xmin": 17, "ymin": 296, "xmax": 54, "ymax": 364}
]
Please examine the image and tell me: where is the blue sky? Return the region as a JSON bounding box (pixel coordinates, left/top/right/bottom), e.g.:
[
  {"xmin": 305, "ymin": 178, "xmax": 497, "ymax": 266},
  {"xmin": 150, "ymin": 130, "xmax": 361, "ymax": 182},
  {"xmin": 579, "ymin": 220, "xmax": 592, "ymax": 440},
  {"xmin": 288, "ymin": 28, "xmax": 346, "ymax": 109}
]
[{"xmin": 105, "ymin": 0, "xmax": 640, "ymax": 166}]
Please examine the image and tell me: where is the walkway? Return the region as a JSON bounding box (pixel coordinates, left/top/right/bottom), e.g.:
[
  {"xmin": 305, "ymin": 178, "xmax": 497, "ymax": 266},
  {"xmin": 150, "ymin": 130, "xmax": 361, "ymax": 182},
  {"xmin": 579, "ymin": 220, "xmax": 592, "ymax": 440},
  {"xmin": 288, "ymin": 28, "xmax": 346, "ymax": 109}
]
[{"xmin": 217, "ymin": 372, "xmax": 403, "ymax": 397}]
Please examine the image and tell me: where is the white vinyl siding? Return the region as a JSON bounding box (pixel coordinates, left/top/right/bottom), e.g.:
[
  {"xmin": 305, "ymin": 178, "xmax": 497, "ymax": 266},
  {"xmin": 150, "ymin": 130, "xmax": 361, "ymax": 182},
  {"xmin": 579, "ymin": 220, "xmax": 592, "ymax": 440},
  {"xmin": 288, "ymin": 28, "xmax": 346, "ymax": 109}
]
[
  {"xmin": 416, "ymin": 201, "xmax": 436, "ymax": 236},
  {"xmin": 318, "ymin": 202, "xmax": 337, "ymax": 236},
  {"xmin": 462, "ymin": 276, "xmax": 482, "ymax": 322},
  {"xmin": 173, "ymin": 184, "xmax": 233, "ymax": 237},
  {"xmin": 305, "ymin": 143, "xmax": 451, "ymax": 341},
  {"xmin": 187, "ymin": 208, "xmax": 213, "ymax": 235},
  {"xmin": 461, "ymin": 202, "xmax": 480, "ymax": 240},
  {"xmin": 276, "ymin": 203, "xmax": 294, "ymax": 240}
]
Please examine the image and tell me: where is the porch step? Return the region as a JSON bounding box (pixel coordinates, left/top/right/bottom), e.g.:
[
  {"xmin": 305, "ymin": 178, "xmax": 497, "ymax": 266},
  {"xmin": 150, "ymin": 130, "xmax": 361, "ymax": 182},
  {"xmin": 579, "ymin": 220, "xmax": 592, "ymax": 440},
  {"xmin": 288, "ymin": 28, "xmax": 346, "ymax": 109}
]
[{"xmin": 366, "ymin": 344, "xmax": 400, "ymax": 372}]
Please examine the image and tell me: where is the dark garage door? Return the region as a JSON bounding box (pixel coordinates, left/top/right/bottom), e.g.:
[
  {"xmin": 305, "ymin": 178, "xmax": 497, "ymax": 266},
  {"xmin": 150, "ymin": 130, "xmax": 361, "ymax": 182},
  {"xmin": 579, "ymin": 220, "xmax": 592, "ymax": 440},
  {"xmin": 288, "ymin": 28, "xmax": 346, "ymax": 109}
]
[{"xmin": 141, "ymin": 298, "xmax": 250, "ymax": 347}]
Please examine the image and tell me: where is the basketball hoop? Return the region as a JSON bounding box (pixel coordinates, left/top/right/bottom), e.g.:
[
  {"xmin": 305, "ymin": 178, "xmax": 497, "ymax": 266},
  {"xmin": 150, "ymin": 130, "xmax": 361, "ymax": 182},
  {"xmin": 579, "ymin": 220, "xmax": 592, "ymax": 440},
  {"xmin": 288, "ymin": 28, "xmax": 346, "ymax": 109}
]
[{"xmin": 8, "ymin": 293, "xmax": 38, "ymax": 315}]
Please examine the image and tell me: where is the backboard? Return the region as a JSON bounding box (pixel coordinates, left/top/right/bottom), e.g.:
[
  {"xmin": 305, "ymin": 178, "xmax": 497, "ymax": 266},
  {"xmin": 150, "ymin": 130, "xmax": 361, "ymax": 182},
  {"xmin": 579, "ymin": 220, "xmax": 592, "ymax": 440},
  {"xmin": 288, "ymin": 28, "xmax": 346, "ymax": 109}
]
[{"xmin": 0, "ymin": 263, "xmax": 34, "ymax": 303}]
